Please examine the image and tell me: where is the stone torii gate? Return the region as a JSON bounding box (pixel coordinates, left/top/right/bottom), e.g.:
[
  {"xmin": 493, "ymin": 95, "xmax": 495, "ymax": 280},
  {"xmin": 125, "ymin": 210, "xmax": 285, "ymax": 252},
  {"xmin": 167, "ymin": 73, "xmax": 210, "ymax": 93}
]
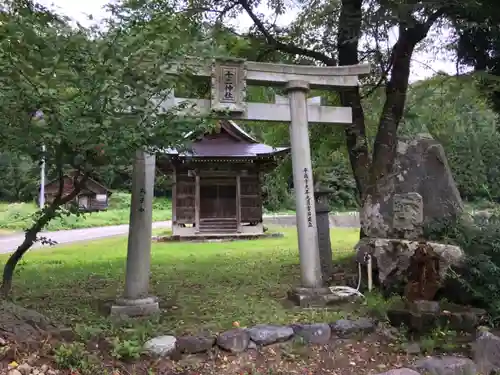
[{"xmin": 110, "ymin": 58, "xmax": 370, "ymax": 316}]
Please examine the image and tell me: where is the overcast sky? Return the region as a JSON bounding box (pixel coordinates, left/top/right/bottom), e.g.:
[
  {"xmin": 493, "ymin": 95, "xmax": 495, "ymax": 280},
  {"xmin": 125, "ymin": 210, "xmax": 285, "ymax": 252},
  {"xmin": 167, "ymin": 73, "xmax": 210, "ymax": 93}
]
[{"xmin": 37, "ymin": 0, "xmax": 458, "ymax": 82}]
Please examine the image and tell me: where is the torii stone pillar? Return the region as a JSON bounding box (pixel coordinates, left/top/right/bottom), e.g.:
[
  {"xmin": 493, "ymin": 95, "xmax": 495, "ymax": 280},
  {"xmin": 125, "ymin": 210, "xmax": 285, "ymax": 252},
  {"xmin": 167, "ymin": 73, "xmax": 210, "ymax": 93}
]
[
  {"xmin": 110, "ymin": 150, "xmax": 159, "ymax": 317},
  {"xmin": 285, "ymin": 80, "xmax": 322, "ymax": 289}
]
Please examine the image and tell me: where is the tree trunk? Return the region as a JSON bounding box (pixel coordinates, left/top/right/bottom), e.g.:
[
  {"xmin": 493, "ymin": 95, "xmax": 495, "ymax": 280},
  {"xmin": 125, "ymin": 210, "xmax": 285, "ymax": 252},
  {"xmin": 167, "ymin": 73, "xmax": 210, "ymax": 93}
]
[
  {"xmin": 362, "ymin": 23, "xmax": 439, "ymax": 237},
  {"xmin": 1, "ymin": 218, "xmax": 51, "ymax": 297},
  {"xmin": 1, "ymin": 175, "xmax": 87, "ymax": 298},
  {"xmin": 337, "ymin": 0, "xmax": 371, "ymax": 238},
  {"xmin": 337, "ymin": 0, "xmax": 371, "ymax": 204},
  {"xmin": 370, "ymin": 30, "xmax": 416, "ymax": 188}
]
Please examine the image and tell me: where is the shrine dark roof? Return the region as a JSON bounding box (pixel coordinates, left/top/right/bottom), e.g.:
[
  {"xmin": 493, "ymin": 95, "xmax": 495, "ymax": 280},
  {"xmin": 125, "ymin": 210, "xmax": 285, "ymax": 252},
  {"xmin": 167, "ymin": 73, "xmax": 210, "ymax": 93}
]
[{"xmin": 164, "ymin": 120, "xmax": 289, "ymax": 158}]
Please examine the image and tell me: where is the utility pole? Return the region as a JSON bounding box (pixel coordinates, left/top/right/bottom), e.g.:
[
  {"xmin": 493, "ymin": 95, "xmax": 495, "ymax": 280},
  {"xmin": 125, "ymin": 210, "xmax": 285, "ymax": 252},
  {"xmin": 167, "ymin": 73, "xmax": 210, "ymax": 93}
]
[
  {"xmin": 39, "ymin": 144, "xmax": 46, "ymax": 209},
  {"xmin": 34, "ymin": 110, "xmax": 46, "ymax": 209}
]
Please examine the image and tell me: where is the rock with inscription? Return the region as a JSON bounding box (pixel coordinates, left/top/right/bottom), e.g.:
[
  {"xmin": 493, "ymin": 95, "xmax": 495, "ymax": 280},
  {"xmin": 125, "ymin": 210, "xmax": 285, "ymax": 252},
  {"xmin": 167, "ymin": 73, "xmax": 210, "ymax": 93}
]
[
  {"xmin": 361, "ymin": 134, "xmax": 463, "ymax": 239},
  {"xmin": 247, "ymin": 324, "xmax": 294, "ymax": 346},
  {"xmin": 392, "ymin": 192, "xmax": 423, "ymax": 240},
  {"xmin": 216, "ymin": 329, "xmax": 250, "ymax": 353},
  {"xmin": 293, "ymin": 323, "xmax": 331, "ymax": 344},
  {"xmin": 413, "ymin": 356, "xmax": 477, "ymax": 375}
]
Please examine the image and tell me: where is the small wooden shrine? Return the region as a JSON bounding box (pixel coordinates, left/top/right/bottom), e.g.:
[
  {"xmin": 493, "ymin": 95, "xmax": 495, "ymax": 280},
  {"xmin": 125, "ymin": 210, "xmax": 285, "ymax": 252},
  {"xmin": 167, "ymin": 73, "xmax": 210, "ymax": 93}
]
[{"xmin": 158, "ymin": 120, "xmax": 289, "ymax": 236}]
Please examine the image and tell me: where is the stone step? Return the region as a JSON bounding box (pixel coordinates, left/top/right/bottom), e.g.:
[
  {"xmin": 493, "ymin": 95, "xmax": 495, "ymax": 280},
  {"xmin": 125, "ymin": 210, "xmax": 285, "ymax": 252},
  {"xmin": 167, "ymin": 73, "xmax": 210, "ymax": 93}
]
[
  {"xmin": 199, "ymin": 227, "xmax": 237, "ymax": 231},
  {"xmin": 199, "ymin": 228, "xmax": 237, "ymax": 233},
  {"xmin": 200, "ymin": 220, "xmax": 237, "ymax": 224},
  {"xmin": 200, "ymin": 218, "xmax": 237, "ymax": 222}
]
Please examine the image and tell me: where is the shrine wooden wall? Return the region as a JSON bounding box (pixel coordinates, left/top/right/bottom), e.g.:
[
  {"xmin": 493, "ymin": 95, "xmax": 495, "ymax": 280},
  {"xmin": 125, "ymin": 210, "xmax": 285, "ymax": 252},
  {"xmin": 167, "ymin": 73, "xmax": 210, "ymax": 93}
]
[
  {"xmin": 240, "ymin": 174, "xmax": 262, "ymax": 223},
  {"xmin": 173, "ymin": 166, "xmax": 264, "ymax": 224},
  {"xmin": 175, "ymin": 172, "xmax": 195, "ymax": 224}
]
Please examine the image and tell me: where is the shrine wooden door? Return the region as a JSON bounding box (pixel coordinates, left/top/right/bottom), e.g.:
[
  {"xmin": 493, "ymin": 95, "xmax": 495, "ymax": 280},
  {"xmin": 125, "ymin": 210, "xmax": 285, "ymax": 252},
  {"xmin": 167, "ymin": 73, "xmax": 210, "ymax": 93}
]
[{"xmin": 199, "ymin": 177, "xmax": 237, "ymax": 219}]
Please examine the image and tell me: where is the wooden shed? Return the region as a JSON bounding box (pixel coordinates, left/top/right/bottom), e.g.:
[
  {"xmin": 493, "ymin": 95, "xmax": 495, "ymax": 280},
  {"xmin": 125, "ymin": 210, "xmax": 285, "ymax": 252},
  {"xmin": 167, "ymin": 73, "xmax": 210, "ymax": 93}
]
[
  {"xmin": 43, "ymin": 174, "xmax": 112, "ymax": 212},
  {"xmin": 158, "ymin": 120, "xmax": 289, "ymax": 236}
]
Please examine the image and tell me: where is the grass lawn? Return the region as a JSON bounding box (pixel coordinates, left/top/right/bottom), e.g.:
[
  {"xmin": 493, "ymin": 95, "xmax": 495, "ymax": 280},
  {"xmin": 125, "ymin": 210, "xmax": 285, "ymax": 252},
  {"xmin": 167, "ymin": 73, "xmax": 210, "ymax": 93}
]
[
  {"xmin": 0, "ymin": 192, "xmax": 172, "ymax": 232},
  {"xmin": 2, "ymin": 228, "xmax": 440, "ymax": 375},
  {"xmin": 3, "ymin": 228, "xmax": 360, "ymax": 337}
]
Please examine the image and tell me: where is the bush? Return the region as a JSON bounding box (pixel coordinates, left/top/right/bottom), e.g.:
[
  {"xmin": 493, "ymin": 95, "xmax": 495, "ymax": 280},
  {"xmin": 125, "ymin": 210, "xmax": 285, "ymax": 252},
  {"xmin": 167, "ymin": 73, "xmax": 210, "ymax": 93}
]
[
  {"xmin": 425, "ymin": 214, "xmax": 500, "ymax": 323},
  {"xmin": 320, "ymin": 151, "xmax": 358, "ymax": 211},
  {"xmin": 442, "ymin": 132, "xmax": 488, "ymax": 201},
  {"xmin": 261, "ymin": 158, "xmax": 295, "ymax": 212},
  {"xmin": 107, "ymin": 191, "xmax": 132, "ymax": 210},
  {"xmin": 480, "ymin": 131, "xmax": 500, "ymax": 201}
]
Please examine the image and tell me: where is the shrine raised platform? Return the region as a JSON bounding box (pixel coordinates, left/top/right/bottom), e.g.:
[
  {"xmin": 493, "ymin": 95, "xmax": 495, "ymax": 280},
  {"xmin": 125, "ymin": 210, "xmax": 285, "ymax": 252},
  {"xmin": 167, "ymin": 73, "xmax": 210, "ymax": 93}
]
[{"xmin": 153, "ymin": 232, "xmax": 283, "ymax": 243}]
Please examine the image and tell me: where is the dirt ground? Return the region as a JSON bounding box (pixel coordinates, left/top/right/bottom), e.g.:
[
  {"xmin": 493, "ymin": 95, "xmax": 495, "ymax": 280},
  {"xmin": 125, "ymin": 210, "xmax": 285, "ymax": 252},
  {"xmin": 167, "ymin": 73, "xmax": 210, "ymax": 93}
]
[{"xmin": 0, "ymin": 330, "xmax": 425, "ymax": 375}]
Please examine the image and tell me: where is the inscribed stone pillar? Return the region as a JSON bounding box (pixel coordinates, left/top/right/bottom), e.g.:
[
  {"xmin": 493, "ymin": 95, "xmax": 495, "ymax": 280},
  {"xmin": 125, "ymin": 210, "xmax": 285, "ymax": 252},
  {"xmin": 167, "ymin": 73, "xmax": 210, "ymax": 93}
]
[
  {"xmin": 314, "ymin": 189, "xmax": 334, "ymax": 281},
  {"xmin": 285, "ymin": 80, "xmax": 322, "ymax": 289},
  {"xmin": 110, "ymin": 150, "xmax": 159, "ymax": 317}
]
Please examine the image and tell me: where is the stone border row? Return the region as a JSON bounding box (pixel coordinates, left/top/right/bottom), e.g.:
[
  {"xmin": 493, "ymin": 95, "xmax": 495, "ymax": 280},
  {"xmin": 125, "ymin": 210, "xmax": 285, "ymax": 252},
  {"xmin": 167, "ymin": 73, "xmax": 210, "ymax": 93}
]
[
  {"xmin": 144, "ymin": 318, "xmax": 376, "ymax": 357},
  {"xmin": 144, "ymin": 319, "xmax": 496, "ymax": 375}
]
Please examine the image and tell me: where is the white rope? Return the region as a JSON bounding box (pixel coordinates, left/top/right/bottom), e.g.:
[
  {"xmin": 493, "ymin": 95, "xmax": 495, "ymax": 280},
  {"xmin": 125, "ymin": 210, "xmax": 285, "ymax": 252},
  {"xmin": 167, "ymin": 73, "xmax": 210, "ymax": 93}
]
[{"xmin": 327, "ymin": 254, "xmax": 373, "ymax": 299}]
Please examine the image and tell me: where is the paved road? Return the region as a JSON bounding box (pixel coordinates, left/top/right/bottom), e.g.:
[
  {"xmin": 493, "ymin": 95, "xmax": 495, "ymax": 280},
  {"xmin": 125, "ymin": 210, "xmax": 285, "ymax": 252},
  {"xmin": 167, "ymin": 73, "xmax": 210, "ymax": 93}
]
[
  {"xmin": 0, "ymin": 221, "xmax": 172, "ymax": 254},
  {"xmin": 0, "ymin": 212, "xmax": 361, "ymax": 255}
]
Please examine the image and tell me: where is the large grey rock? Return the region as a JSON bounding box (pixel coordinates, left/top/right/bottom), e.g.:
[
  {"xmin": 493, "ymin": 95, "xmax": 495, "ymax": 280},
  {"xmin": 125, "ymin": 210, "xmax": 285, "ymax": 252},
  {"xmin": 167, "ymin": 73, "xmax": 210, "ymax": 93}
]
[
  {"xmin": 413, "ymin": 356, "xmax": 477, "ymax": 375},
  {"xmin": 293, "ymin": 323, "xmax": 331, "ymax": 344},
  {"xmin": 474, "ymin": 330, "xmax": 500, "ymax": 374},
  {"xmin": 216, "ymin": 329, "xmax": 250, "ymax": 353},
  {"xmin": 355, "ymin": 238, "xmax": 463, "ymax": 287},
  {"xmin": 330, "ymin": 318, "xmax": 375, "ymax": 337},
  {"xmin": 176, "ymin": 335, "xmax": 214, "ymax": 354},
  {"xmin": 402, "ymin": 342, "xmax": 421, "ymax": 355},
  {"xmin": 376, "ymin": 369, "xmax": 421, "ymax": 375},
  {"xmin": 361, "ymin": 134, "xmax": 463, "ymax": 239},
  {"xmin": 16, "ymin": 364, "xmax": 32, "ymax": 375},
  {"xmin": 144, "ymin": 335, "xmax": 177, "ymax": 357},
  {"xmin": 0, "ymin": 301, "xmax": 61, "ymax": 340},
  {"xmin": 247, "ymin": 324, "xmax": 294, "ymax": 345}
]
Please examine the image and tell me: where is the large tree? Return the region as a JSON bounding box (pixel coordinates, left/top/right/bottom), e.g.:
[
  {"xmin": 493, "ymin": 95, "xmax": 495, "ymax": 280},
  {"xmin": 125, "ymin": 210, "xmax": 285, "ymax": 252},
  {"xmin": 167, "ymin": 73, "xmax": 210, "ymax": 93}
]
[
  {"xmin": 447, "ymin": 0, "xmax": 500, "ymax": 117},
  {"xmin": 184, "ymin": 0, "xmax": 452, "ymax": 235},
  {"xmin": 0, "ymin": 0, "xmax": 209, "ymax": 296}
]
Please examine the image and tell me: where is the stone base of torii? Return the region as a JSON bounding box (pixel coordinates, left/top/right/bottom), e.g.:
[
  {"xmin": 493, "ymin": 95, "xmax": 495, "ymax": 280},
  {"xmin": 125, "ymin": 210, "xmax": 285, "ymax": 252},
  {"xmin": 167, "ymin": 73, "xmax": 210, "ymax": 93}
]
[{"xmin": 110, "ymin": 59, "xmax": 370, "ymax": 317}]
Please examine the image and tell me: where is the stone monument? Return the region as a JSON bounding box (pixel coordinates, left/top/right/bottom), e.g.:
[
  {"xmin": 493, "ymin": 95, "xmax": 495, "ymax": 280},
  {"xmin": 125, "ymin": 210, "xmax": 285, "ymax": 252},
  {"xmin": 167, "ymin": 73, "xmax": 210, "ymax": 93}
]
[
  {"xmin": 356, "ymin": 192, "xmax": 464, "ymax": 294},
  {"xmin": 314, "ymin": 185, "xmax": 334, "ymax": 282},
  {"xmin": 361, "ymin": 134, "xmax": 464, "ymax": 239}
]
